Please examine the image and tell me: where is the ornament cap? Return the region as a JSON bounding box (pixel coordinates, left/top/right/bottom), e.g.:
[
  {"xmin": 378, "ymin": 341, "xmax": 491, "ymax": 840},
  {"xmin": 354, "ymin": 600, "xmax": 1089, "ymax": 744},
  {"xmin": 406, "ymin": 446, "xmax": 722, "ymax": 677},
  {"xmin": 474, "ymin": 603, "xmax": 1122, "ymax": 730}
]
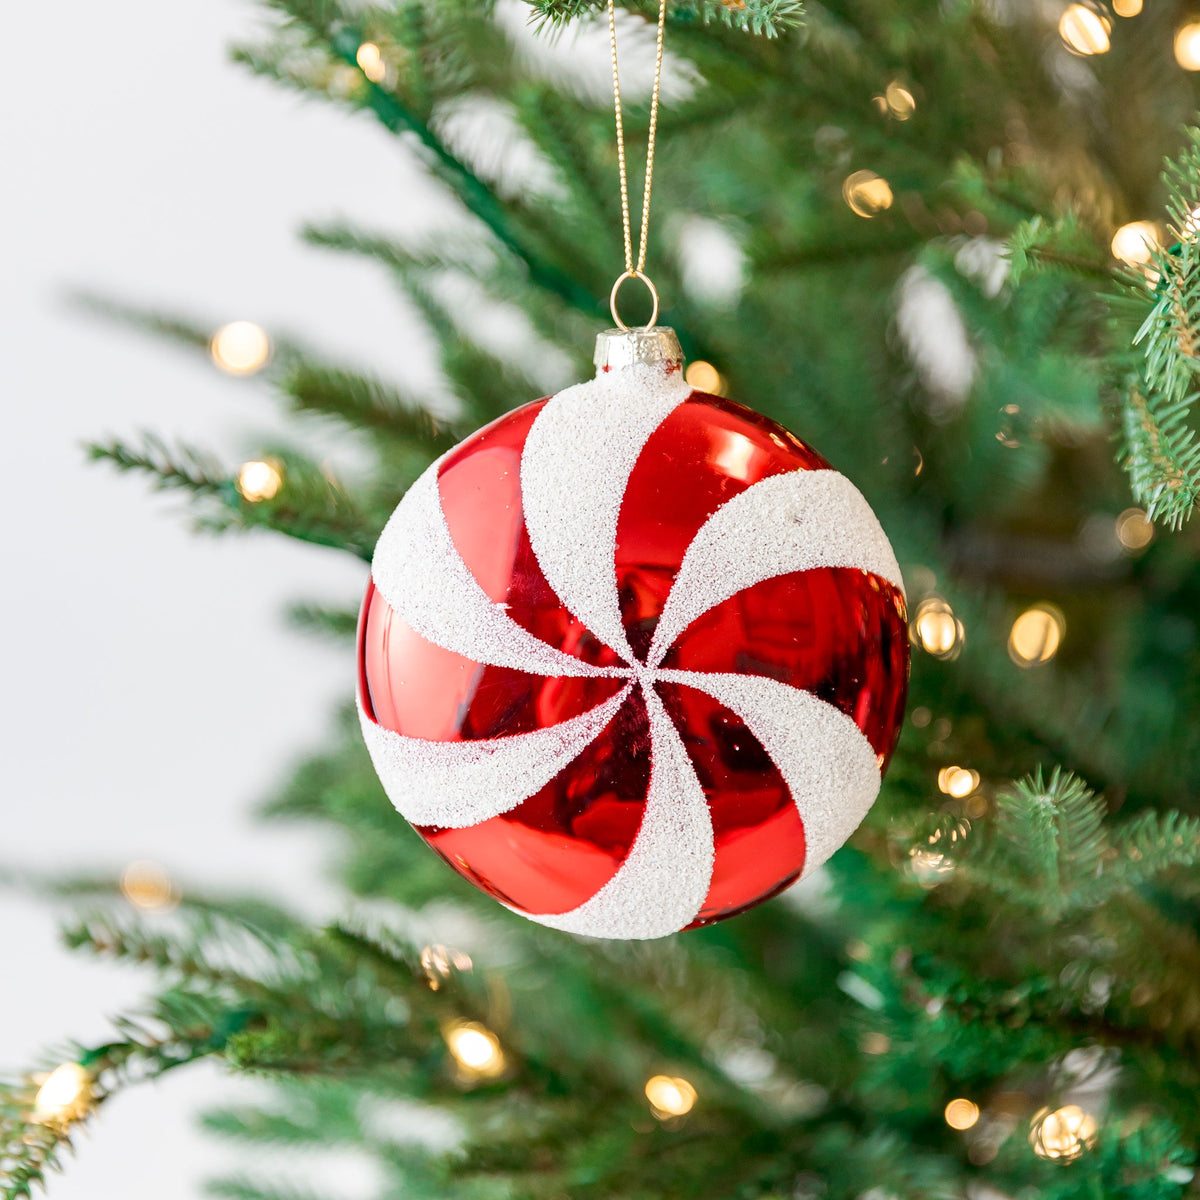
[{"xmin": 593, "ymin": 327, "xmax": 683, "ymax": 374}]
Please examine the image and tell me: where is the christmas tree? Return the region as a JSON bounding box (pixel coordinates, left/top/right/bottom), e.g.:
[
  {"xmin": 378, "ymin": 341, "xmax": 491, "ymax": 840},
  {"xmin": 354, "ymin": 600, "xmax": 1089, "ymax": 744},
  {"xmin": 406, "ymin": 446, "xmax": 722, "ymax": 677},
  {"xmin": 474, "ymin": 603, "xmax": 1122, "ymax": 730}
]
[{"xmin": 7, "ymin": 0, "xmax": 1200, "ymax": 1195}]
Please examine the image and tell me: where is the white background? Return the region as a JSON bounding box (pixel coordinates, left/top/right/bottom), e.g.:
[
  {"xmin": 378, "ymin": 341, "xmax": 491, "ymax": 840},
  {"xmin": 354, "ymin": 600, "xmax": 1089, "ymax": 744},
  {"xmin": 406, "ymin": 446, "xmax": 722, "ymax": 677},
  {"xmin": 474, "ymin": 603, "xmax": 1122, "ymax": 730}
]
[{"xmin": 0, "ymin": 2, "xmax": 440, "ymax": 1193}]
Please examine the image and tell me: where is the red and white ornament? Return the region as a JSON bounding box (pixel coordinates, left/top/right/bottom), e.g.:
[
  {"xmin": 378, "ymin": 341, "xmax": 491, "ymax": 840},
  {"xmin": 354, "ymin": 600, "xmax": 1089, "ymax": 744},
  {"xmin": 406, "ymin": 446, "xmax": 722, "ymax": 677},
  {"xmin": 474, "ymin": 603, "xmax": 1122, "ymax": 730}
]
[{"xmin": 356, "ymin": 330, "xmax": 908, "ymax": 939}]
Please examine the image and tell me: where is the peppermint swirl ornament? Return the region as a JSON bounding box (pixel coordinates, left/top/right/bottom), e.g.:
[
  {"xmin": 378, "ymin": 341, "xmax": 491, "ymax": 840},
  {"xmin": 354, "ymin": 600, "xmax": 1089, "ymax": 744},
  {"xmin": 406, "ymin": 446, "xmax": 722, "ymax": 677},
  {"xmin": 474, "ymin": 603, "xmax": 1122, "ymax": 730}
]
[{"xmin": 357, "ymin": 329, "xmax": 909, "ymax": 939}]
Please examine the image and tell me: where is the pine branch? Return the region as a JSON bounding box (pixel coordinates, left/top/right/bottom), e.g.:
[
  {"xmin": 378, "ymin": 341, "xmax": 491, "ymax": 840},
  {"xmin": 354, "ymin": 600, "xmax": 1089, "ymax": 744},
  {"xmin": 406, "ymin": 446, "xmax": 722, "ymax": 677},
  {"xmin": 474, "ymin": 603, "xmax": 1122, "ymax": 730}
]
[
  {"xmin": 1117, "ymin": 127, "xmax": 1200, "ymax": 529},
  {"xmin": 285, "ymin": 601, "xmax": 360, "ymax": 640},
  {"xmin": 528, "ymin": 0, "xmax": 805, "ymax": 38},
  {"xmin": 88, "ymin": 435, "xmax": 380, "ymax": 560}
]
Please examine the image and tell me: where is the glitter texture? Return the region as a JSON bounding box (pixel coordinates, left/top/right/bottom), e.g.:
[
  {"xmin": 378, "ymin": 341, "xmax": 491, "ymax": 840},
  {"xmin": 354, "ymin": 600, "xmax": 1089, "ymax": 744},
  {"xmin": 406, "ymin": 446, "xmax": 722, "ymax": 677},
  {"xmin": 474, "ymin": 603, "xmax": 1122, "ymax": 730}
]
[
  {"xmin": 526, "ymin": 685, "xmax": 714, "ymax": 939},
  {"xmin": 648, "ymin": 470, "xmax": 905, "ymax": 666},
  {"xmin": 520, "ymin": 362, "xmax": 690, "ymax": 661},
  {"xmin": 371, "ymin": 464, "xmax": 610, "ymax": 677},
  {"xmin": 655, "ymin": 670, "xmax": 880, "ymax": 875},
  {"xmin": 357, "ymin": 686, "xmax": 632, "ymax": 828}
]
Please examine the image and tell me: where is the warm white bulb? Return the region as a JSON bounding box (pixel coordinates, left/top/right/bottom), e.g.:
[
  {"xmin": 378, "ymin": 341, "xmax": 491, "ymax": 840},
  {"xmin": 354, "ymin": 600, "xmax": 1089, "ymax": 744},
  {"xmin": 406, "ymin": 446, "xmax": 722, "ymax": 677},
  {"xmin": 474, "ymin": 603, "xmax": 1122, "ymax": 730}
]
[
  {"xmin": 356, "ymin": 42, "xmax": 387, "ymax": 84},
  {"xmin": 1008, "ymin": 605, "xmax": 1065, "ymax": 667},
  {"xmin": 445, "ymin": 1022, "xmax": 504, "ymax": 1076},
  {"xmin": 843, "ymin": 171, "xmax": 894, "ymax": 218},
  {"xmin": 1111, "ymin": 221, "xmax": 1159, "ymax": 266},
  {"xmin": 1059, "ymin": 5, "xmax": 1111, "ymax": 55},
  {"xmin": 645, "ymin": 1074, "xmax": 697, "ymax": 1118},
  {"xmin": 210, "ymin": 321, "xmax": 271, "ymax": 375},
  {"xmin": 236, "ymin": 460, "xmax": 283, "ymax": 503},
  {"xmin": 34, "ymin": 1064, "xmax": 92, "ymax": 1123},
  {"xmin": 1177, "ymin": 23, "xmax": 1200, "ymax": 70}
]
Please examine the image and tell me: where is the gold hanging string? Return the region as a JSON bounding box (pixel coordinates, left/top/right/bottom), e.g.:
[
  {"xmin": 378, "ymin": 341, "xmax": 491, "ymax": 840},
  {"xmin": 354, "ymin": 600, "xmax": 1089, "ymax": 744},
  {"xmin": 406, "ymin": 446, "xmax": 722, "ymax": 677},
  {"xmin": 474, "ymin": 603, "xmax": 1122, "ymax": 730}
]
[{"xmin": 607, "ymin": 0, "xmax": 668, "ymax": 331}]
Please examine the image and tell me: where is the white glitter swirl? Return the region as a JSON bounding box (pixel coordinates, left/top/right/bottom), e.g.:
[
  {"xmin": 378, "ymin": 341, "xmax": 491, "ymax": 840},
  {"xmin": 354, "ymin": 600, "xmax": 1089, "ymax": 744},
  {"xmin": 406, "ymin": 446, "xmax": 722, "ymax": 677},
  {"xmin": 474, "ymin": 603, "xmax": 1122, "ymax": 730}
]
[
  {"xmin": 647, "ymin": 470, "xmax": 906, "ymax": 667},
  {"xmin": 520, "ymin": 363, "xmax": 691, "ymax": 663},
  {"xmin": 358, "ymin": 685, "xmax": 634, "ymax": 828},
  {"xmin": 656, "ymin": 670, "xmax": 881, "ymax": 876},
  {"xmin": 523, "ymin": 685, "xmax": 714, "ymax": 940},
  {"xmin": 371, "ymin": 461, "xmax": 614, "ymax": 678}
]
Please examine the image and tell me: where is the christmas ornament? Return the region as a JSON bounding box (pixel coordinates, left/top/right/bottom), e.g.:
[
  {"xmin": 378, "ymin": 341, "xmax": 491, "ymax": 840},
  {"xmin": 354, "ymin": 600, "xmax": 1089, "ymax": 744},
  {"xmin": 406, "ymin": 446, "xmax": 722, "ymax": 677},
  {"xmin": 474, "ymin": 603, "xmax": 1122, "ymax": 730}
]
[{"xmin": 355, "ymin": 0, "xmax": 909, "ymax": 939}]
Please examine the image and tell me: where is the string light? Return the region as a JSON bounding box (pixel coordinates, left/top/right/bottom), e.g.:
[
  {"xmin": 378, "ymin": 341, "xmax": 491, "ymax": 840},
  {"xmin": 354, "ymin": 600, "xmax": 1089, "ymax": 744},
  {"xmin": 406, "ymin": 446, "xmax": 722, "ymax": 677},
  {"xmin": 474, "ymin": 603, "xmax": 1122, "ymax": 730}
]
[
  {"xmin": 120, "ymin": 860, "xmax": 179, "ymax": 913},
  {"xmin": 420, "ymin": 944, "xmax": 473, "ymax": 990},
  {"xmin": 444, "ymin": 1021, "xmax": 505, "ymax": 1079},
  {"xmin": 1058, "ymin": 5, "xmax": 1111, "ymax": 55},
  {"xmin": 1110, "ymin": 220, "xmax": 1159, "ymax": 266},
  {"xmin": 944, "ymin": 1098, "xmax": 981, "ymax": 1130},
  {"xmin": 1008, "ymin": 604, "xmax": 1065, "ymax": 667},
  {"xmin": 644, "ymin": 1074, "xmax": 697, "ymax": 1119},
  {"xmin": 355, "ymin": 42, "xmax": 387, "ymax": 83},
  {"xmin": 937, "ymin": 766, "xmax": 980, "ymax": 798},
  {"xmin": 685, "ymin": 360, "xmax": 725, "ymax": 395},
  {"xmin": 1115, "ymin": 507, "xmax": 1153, "ymax": 550},
  {"xmin": 843, "ymin": 171, "xmax": 894, "ymax": 218},
  {"xmin": 1176, "ymin": 23, "xmax": 1200, "ymax": 70},
  {"xmin": 912, "ymin": 598, "xmax": 964, "ymax": 660},
  {"xmin": 236, "ymin": 460, "xmax": 283, "ymax": 503},
  {"xmin": 1112, "ymin": 0, "xmax": 1141, "ymax": 15},
  {"xmin": 210, "ymin": 321, "xmax": 271, "ymax": 376},
  {"xmin": 1029, "ymin": 1104, "xmax": 1097, "ymax": 1161},
  {"xmin": 884, "ymin": 82, "xmax": 916, "ymax": 119},
  {"xmin": 32, "ymin": 1064, "xmax": 93, "ymax": 1126}
]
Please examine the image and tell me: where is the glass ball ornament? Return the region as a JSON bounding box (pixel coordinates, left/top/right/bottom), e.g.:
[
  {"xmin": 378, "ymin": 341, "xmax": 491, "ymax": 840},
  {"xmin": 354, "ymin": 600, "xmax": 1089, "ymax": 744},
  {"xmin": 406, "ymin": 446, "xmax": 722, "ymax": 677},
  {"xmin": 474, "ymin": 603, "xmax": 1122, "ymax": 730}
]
[{"xmin": 357, "ymin": 328, "xmax": 909, "ymax": 939}]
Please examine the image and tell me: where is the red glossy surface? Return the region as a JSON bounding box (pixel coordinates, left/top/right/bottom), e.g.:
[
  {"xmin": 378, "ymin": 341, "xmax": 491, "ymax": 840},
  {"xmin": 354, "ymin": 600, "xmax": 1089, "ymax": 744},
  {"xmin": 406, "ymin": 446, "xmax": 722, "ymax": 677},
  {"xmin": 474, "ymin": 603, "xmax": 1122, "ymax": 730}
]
[{"xmin": 358, "ymin": 388, "xmax": 909, "ymax": 926}]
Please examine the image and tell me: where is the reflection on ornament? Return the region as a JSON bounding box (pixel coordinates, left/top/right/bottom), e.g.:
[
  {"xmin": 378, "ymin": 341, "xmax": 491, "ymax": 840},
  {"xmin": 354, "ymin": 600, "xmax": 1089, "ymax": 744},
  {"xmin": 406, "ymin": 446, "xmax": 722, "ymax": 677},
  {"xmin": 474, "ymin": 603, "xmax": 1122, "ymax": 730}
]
[
  {"xmin": 356, "ymin": 42, "xmax": 387, "ymax": 83},
  {"xmin": 237, "ymin": 460, "xmax": 283, "ymax": 503},
  {"xmin": 937, "ymin": 766, "xmax": 979, "ymax": 798},
  {"xmin": 912, "ymin": 598, "xmax": 963, "ymax": 659},
  {"xmin": 210, "ymin": 321, "xmax": 271, "ymax": 376},
  {"xmin": 1008, "ymin": 605, "xmax": 1064, "ymax": 667},
  {"xmin": 357, "ymin": 332, "xmax": 909, "ymax": 939},
  {"xmin": 1112, "ymin": 0, "xmax": 1141, "ymax": 15},
  {"xmin": 1029, "ymin": 1104, "xmax": 1097, "ymax": 1161},
  {"xmin": 1111, "ymin": 221, "xmax": 1159, "ymax": 266},
  {"xmin": 645, "ymin": 1074, "xmax": 697, "ymax": 1118},
  {"xmin": 33, "ymin": 1064, "xmax": 93, "ymax": 1126},
  {"xmin": 944, "ymin": 1098, "xmax": 981, "ymax": 1130},
  {"xmin": 843, "ymin": 171, "xmax": 894, "ymax": 218},
  {"xmin": 120, "ymin": 860, "xmax": 179, "ymax": 913},
  {"xmin": 1058, "ymin": 5, "xmax": 1111, "ymax": 55},
  {"xmin": 1115, "ymin": 507, "xmax": 1153, "ymax": 550},
  {"xmin": 445, "ymin": 1021, "xmax": 505, "ymax": 1078},
  {"xmin": 1177, "ymin": 23, "xmax": 1200, "ymax": 69}
]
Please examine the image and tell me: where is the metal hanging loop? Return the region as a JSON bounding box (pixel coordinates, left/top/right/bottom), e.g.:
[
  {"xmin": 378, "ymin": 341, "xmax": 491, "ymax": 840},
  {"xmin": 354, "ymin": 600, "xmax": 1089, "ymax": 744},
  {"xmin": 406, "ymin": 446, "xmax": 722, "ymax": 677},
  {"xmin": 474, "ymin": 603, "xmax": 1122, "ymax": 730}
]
[{"xmin": 609, "ymin": 269, "xmax": 660, "ymax": 332}]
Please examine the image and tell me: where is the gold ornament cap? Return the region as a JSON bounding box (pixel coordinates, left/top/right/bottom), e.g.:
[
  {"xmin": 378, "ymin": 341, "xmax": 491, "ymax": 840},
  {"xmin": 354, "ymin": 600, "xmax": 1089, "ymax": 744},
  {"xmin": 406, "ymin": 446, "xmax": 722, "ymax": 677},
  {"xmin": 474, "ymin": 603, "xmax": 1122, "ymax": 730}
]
[{"xmin": 593, "ymin": 326, "xmax": 683, "ymax": 374}]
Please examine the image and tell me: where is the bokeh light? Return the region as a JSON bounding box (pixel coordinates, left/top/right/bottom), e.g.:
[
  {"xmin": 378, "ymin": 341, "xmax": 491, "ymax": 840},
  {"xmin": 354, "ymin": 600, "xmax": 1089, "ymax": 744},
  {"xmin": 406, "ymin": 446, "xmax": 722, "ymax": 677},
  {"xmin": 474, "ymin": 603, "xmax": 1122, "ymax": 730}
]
[
  {"xmin": 356, "ymin": 42, "xmax": 387, "ymax": 83},
  {"xmin": 1176, "ymin": 23, "xmax": 1200, "ymax": 69},
  {"xmin": 912, "ymin": 598, "xmax": 964, "ymax": 659},
  {"xmin": 1112, "ymin": 0, "xmax": 1141, "ymax": 15},
  {"xmin": 1058, "ymin": 5, "xmax": 1111, "ymax": 55},
  {"xmin": 1008, "ymin": 604, "xmax": 1065, "ymax": 667},
  {"xmin": 645, "ymin": 1074, "xmax": 697, "ymax": 1119},
  {"xmin": 33, "ymin": 1064, "xmax": 93, "ymax": 1125},
  {"xmin": 885, "ymin": 82, "xmax": 916, "ymax": 119},
  {"xmin": 1115, "ymin": 507, "xmax": 1153, "ymax": 550},
  {"xmin": 945, "ymin": 1098, "xmax": 981, "ymax": 1130},
  {"xmin": 1029, "ymin": 1104, "xmax": 1097, "ymax": 1161},
  {"xmin": 685, "ymin": 360, "xmax": 724, "ymax": 395},
  {"xmin": 210, "ymin": 320, "xmax": 271, "ymax": 375},
  {"xmin": 843, "ymin": 170, "xmax": 894, "ymax": 218},
  {"xmin": 420, "ymin": 943, "xmax": 473, "ymax": 990},
  {"xmin": 1110, "ymin": 220, "xmax": 1159, "ymax": 266},
  {"xmin": 937, "ymin": 766, "xmax": 980, "ymax": 798},
  {"xmin": 120, "ymin": 860, "xmax": 179, "ymax": 913},
  {"xmin": 445, "ymin": 1021, "xmax": 505, "ymax": 1078},
  {"xmin": 236, "ymin": 460, "xmax": 283, "ymax": 503}
]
